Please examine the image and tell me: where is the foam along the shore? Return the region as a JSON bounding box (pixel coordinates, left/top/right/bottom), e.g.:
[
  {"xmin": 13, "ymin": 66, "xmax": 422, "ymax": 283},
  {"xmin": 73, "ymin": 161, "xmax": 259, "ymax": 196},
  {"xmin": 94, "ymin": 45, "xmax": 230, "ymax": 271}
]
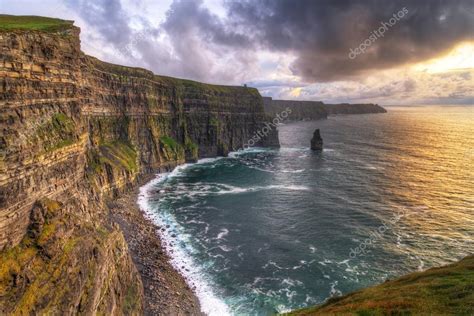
[
  {"xmin": 137, "ymin": 158, "xmax": 231, "ymax": 316},
  {"xmin": 137, "ymin": 147, "xmax": 309, "ymax": 315}
]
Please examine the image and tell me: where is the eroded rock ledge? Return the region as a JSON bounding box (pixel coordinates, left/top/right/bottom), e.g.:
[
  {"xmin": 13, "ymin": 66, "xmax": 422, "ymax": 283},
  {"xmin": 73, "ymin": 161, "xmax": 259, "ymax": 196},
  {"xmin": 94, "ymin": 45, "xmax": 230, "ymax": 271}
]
[{"xmin": 0, "ymin": 16, "xmax": 278, "ymax": 314}]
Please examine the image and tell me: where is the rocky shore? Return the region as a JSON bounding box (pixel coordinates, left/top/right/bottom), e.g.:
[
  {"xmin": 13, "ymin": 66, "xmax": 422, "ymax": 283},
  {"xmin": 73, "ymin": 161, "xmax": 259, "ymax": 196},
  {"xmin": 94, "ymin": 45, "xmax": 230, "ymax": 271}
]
[
  {"xmin": 108, "ymin": 174, "xmax": 203, "ymax": 316},
  {"xmin": 0, "ymin": 16, "xmax": 277, "ymax": 314}
]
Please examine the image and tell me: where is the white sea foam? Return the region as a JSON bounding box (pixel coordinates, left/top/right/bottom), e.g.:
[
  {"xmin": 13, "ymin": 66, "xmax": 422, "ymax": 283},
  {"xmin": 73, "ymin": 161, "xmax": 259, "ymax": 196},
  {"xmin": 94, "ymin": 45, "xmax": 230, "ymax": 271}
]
[
  {"xmin": 228, "ymin": 147, "xmax": 272, "ymax": 158},
  {"xmin": 329, "ymin": 281, "xmax": 342, "ymax": 297},
  {"xmin": 248, "ymin": 166, "xmax": 275, "ymax": 173},
  {"xmin": 218, "ymin": 245, "xmax": 233, "ymax": 252},
  {"xmin": 270, "ymin": 184, "xmax": 310, "ymax": 191},
  {"xmin": 262, "ymin": 260, "xmax": 285, "ymax": 270},
  {"xmin": 138, "ymin": 169, "xmax": 231, "ymax": 316},
  {"xmin": 212, "ymin": 184, "xmax": 310, "ymax": 195},
  {"xmin": 162, "ymin": 181, "xmax": 310, "ymax": 198},
  {"xmin": 281, "ymin": 169, "xmax": 305, "ymax": 173},
  {"xmin": 217, "ymin": 228, "xmax": 229, "ymax": 240}
]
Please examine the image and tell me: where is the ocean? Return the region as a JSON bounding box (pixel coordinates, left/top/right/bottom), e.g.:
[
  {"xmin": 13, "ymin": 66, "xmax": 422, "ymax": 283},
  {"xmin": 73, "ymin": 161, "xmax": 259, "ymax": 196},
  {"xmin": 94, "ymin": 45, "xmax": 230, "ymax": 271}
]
[{"xmin": 138, "ymin": 106, "xmax": 474, "ymax": 315}]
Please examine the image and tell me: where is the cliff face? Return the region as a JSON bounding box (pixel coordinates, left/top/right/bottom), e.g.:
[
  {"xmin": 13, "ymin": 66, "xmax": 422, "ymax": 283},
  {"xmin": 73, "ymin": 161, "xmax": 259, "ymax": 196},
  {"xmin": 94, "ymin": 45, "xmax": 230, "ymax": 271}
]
[
  {"xmin": 263, "ymin": 97, "xmax": 327, "ymax": 121},
  {"xmin": 263, "ymin": 97, "xmax": 386, "ymax": 121},
  {"xmin": 324, "ymin": 103, "xmax": 387, "ymax": 115},
  {"xmin": 0, "ymin": 17, "xmax": 277, "ymax": 314}
]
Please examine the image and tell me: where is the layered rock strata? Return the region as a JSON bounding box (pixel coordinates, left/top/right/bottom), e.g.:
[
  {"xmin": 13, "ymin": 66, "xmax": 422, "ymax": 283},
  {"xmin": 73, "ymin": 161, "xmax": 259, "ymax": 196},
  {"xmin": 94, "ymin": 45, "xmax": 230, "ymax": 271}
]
[{"xmin": 0, "ymin": 17, "xmax": 278, "ymax": 314}]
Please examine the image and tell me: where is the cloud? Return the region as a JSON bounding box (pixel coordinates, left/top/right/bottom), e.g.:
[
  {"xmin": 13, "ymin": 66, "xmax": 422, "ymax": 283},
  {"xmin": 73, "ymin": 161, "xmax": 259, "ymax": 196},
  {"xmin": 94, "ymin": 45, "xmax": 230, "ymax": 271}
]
[
  {"xmin": 65, "ymin": 0, "xmax": 132, "ymax": 47},
  {"xmin": 274, "ymin": 67, "xmax": 474, "ymax": 104},
  {"xmin": 225, "ymin": 0, "xmax": 474, "ymax": 82},
  {"xmin": 65, "ymin": 0, "xmax": 260, "ymax": 83},
  {"xmin": 160, "ymin": 0, "xmax": 257, "ymax": 81},
  {"xmin": 163, "ymin": 0, "xmax": 251, "ymax": 49},
  {"xmin": 54, "ymin": 0, "xmax": 474, "ymax": 103},
  {"xmin": 244, "ymin": 79, "xmax": 302, "ymax": 88}
]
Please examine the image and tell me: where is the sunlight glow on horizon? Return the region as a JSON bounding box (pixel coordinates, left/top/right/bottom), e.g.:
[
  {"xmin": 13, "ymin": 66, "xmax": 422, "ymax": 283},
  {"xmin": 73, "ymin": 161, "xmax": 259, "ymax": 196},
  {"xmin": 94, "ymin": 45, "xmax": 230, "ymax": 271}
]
[{"xmin": 413, "ymin": 42, "xmax": 474, "ymax": 74}]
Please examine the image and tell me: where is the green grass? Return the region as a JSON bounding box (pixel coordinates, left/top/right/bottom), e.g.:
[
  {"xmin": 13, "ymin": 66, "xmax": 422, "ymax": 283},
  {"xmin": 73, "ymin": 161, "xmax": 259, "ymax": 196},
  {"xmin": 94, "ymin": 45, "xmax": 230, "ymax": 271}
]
[
  {"xmin": 209, "ymin": 117, "xmax": 220, "ymax": 127},
  {"xmin": 123, "ymin": 282, "xmax": 140, "ymax": 314},
  {"xmin": 35, "ymin": 113, "xmax": 77, "ymax": 153},
  {"xmin": 0, "ymin": 15, "xmax": 261, "ymax": 100},
  {"xmin": 87, "ymin": 56, "xmax": 261, "ymax": 96},
  {"xmin": 0, "ymin": 15, "xmax": 74, "ymax": 32},
  {"xmin": 185, "ymin": 137, "xmax": 199, "ymax": 161},
  {"xmin": 98, "ymin": 140, "xmax": 138, "ymax": 173},
  {"xmin": 159, "ymin": 136, "xmax": 179, "ymax": 150},
  {"xmin": 86, "ymin": 139, "xmax": 139, "ymax": 186},
  {"xmin": 159, "ymin": 136, "xmax": 185, "ymax": 161},
  {"xmin": 0, "ymin": 197, "xmax": 141, "ymax": 314},
  {"xmin": 159, "ymin": 75, "xmax": 260, "ymax": 95},
  {"xmin": 284, "ymin": 255, "xmax": 474, "ymax": 315}
]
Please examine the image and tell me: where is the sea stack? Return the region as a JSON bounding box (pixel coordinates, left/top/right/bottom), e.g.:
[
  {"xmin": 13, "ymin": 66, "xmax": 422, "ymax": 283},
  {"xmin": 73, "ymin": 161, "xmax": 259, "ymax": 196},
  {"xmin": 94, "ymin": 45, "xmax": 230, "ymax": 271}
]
[{"xmin": 311, "ymin": 129, "xmax": 323, "ymax": 150}]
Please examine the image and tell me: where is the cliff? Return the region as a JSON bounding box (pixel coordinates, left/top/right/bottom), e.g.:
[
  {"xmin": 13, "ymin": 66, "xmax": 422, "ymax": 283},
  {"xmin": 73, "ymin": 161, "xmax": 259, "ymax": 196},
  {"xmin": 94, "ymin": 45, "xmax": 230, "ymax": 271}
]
[
  {"xmin": 263, "ymin": 97, "xmax": 386, "ymax": 121},
  {"xmin": 285, "ymin": 255, "xmax": 474, "ymax": 315},
  {"xmin": 324, "ymin": 103, "xmax": 387, "ymax": 115},
  {"xmin": 0, "ymin": 15, "xmax": 278, "ymax": 314},
  {"xmin": 263, "ymin": 97, "xmax": 327, "ymax": 121}
]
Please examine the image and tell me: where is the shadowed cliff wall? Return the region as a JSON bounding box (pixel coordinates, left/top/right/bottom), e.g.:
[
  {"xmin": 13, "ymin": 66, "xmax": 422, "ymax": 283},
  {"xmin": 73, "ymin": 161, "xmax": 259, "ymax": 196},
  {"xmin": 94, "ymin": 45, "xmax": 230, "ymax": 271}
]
[
  {"xmin": 263, "ymin": 97, "xmax": 327, "ymax": 121},
  {"xmin": 0, "ymin": 18, "xmax": 277, "ymax": 314},
  {"xmin": 324, "ymin": 103, "xmax": 387, "ymax": 115},
  {"xmin": 262, "ymin": 97, "xmax": 386, "ymax": 121}
]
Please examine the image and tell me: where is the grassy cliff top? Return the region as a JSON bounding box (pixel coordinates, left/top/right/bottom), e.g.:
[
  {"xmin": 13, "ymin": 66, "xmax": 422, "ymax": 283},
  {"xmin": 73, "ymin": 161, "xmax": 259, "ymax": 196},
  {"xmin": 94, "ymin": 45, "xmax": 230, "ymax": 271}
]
[
  {"xmin": 0, "ymin": 15, "xmax": 260, "ymax": 96},
  {"xmin": 87, "ymin": 56, "xmax": 260, "ymax": 96},
  {"xmin": 0, "ymin": 15, "xmax": 74, "ymax": 32},
  {"xmin": 286, "ymin": 255, "xmax": 474, "ymax": 315}
]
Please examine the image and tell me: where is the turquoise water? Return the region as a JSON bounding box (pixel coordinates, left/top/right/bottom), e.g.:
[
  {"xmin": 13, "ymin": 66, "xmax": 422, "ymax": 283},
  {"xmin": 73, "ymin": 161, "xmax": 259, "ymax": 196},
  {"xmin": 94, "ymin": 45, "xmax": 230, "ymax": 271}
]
[{"xmin": 139, "ymin": 106, "xmax": 474, "ymax": 315}]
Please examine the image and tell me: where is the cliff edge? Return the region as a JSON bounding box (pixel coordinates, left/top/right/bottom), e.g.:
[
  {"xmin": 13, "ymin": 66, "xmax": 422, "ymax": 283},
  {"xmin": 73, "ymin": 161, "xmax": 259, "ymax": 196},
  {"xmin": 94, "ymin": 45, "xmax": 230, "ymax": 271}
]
[
  {"xmin": 0, "ymin": 15, "xmax": 278, "ymax": 314},
  {"xmin": 285, "ymin": 255, "xmax": 474, "ymax": 315}
]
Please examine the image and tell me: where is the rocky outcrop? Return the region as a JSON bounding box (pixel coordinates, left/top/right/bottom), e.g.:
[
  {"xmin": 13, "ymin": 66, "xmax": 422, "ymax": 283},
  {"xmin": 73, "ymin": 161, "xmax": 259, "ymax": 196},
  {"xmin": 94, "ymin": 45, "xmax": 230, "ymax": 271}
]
[
  {"xmin": 310, "ymin": 129, "xmax": 323, "ymax": 150},
  {"xmin": 263, "ymin": 97, "xmax": 386, "ymax": 121},
  {"xmin": 0, "ymin": 16, "xmax": 278, "ymax": 314}
]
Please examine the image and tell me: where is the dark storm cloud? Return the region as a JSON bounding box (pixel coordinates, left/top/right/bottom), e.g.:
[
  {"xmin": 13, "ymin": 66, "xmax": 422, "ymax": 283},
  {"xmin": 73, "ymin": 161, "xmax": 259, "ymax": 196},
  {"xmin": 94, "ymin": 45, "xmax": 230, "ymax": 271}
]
[
  {"xmin": 163, "ymin": 0, "xmax": 251, "ymax": 49},
  {"xmin": 66, "ymin": 0, "xmax": 255, "ymax": 81},
  {"xmin": 65, "ymin": 0, "xmax": 473, "ymax": 83},
  {"xmin": 223, "ymin": 0, "xmax": 474, "ymax": 82},
  {"xmin": 159, "ymin": 0, "xmax": 254, "ymax": 80}
]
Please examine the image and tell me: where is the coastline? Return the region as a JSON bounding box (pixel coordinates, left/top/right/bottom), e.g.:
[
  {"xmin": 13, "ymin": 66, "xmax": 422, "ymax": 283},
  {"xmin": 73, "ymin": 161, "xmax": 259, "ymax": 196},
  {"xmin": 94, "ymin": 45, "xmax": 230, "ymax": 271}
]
[{"xmin": 108, "ymin": 173, "xmax": 203, "ymax": 316}]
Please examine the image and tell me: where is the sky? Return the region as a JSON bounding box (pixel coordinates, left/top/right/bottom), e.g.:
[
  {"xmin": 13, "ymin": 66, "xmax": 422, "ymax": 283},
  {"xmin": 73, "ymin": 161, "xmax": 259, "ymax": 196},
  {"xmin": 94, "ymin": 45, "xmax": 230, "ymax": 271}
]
[{"xmin": 1, "ymin": 0, "xmax": 473, "ymax": 105}]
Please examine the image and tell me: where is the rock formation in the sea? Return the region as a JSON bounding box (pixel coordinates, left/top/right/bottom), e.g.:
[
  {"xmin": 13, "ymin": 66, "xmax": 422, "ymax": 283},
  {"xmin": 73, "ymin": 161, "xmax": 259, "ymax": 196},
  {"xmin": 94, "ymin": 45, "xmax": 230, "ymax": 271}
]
[
  {"xmin": 0, "ymin": 15, "xmax": 278, "ymax": 314},
  {"xmin": 263, "ymin": 97, "xmax": 386, "ymax": 122},
  {"xmin": 310, "ymin": 129, "xmax": 323, "ymax": 150}
]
